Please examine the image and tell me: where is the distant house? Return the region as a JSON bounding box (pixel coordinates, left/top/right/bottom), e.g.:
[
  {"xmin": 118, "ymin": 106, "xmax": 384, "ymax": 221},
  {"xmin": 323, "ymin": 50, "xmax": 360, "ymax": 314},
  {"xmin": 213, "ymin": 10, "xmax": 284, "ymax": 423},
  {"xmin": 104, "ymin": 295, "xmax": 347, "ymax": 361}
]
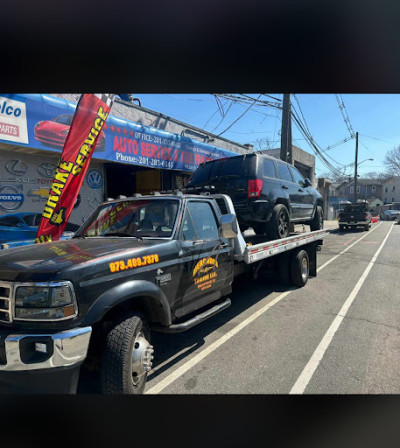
[
  {"xmin": 334, "ymin": 179, "xmax": 383, "ymax": 203},
  {"xmin": 381, "ymin": 176, "xmax": 400, "ymax": 204}
]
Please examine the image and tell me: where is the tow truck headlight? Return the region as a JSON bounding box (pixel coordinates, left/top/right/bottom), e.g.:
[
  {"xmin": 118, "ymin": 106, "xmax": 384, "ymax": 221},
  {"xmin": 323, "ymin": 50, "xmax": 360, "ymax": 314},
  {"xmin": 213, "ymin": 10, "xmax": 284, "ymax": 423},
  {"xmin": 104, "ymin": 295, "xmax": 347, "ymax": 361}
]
[{"xmin": 14, "ymin": 282, "xmax": 77, "ymax": 320}]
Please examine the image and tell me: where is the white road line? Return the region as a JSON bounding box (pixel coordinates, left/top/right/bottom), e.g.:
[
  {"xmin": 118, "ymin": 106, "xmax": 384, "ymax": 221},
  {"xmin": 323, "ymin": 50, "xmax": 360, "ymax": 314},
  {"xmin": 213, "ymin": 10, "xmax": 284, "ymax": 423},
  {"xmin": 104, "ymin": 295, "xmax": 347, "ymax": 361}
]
[
  {"xmin": 290, "ymin": 222, "xmax": 394, "ymax": 394},
  {"xmin": 145, "ymin": 289, "xmax": 294, "ymax": 394},
  {"xmin": 317, "ymin": 222, "xmax": 382, "ymax": 273},
  {"xmin": 145, "ymin": 222, "xmax": 386, "ymax": 394}
]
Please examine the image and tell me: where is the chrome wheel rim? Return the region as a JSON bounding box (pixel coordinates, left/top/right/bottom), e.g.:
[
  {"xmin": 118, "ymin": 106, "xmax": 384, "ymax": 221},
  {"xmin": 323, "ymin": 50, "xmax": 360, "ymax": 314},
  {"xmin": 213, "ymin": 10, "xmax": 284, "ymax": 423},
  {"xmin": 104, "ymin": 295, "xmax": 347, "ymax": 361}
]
[
  {"xmin": 131, "ymin": 331, "xmax": 154, "ymax": 386},
  {"xmin": 301, "ymin": 257, "xmax": 308, "ymax": 281},
  {"xmin": 278, "ymin": 211, "xmax": 289, "ymax": 237}
]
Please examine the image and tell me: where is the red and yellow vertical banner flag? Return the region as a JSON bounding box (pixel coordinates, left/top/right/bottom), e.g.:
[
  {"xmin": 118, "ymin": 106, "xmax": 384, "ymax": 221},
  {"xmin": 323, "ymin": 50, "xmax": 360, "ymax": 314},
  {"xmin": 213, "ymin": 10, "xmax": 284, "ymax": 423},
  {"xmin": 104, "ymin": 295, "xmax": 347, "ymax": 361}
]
[{"xmin": 35, "ymin": 94, "xmax": 115, "ymax": 243}]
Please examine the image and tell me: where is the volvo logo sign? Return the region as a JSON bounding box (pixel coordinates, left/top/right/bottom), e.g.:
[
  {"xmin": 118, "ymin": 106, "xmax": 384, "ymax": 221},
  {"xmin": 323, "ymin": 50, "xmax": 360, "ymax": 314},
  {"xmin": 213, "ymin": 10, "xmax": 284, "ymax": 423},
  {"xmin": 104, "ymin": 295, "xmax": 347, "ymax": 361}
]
[
  {"xmin": 87, "ymin": 170, "xmax": 103, "ymax": 189},
  {"xmin": 0, "ymin": 185, "xmax": 24, "ymax": 210}
]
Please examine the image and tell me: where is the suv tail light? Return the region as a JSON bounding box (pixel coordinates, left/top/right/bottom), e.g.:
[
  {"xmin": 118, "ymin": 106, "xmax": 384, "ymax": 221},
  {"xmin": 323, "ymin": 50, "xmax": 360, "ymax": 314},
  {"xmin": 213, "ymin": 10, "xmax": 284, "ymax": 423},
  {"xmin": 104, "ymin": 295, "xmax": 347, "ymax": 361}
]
[
  {"xmin": 338, "ymin": 214, "xmax": 341, "ymax": 220},
  {"xmin": 248, "ymin": 179, "xmax": 263, "ymax": 198}
]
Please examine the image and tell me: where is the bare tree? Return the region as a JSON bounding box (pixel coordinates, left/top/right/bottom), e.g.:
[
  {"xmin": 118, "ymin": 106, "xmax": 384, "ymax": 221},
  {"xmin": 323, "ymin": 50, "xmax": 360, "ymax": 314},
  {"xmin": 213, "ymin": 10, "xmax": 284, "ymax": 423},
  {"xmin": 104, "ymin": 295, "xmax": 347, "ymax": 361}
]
[
  {"xmin": 384, "ymin": 147, "xmax": 400, "ymax": 175},
  {"xmin": 319, "ymin": 171, "xmax": 349, "ymax": 183},
  {"xmin": 362, "ymin": 171, "xmax": 391, "ymax": 180},
  {"xmin": 254, "ymin": 138, "xmax": 272, "ymax": 151}
]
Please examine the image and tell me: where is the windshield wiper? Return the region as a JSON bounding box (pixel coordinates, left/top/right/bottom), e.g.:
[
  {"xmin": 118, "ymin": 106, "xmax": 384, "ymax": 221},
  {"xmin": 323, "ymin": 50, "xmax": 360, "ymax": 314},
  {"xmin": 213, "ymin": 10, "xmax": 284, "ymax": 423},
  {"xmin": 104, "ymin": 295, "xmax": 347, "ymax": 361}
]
[{"xmin": 104, "ymin": 232, "xmax": 143, "ymax": 240}]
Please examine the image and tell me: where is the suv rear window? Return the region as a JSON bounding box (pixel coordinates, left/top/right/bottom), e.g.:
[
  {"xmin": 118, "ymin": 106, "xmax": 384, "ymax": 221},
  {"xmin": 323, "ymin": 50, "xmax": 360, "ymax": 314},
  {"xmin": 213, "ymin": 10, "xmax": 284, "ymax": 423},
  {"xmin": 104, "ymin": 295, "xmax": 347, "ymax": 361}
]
[
  {"xmin": 188, "ymin": 155, "xmax": 253, "ymax": 183},
  {"xmin": 344, "ymin": 205, "xmax": 367, "ymax": 213},
  {"xmin": 263, "ymin": 159, "xmax": 276, "ymax": 178}
]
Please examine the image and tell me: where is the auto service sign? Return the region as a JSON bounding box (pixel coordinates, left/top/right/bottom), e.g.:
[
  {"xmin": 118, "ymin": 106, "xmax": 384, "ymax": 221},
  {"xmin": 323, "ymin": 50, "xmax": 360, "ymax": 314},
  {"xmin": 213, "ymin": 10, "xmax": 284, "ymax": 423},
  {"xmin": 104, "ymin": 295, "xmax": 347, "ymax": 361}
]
[{"xmin": 0, "ymin": 96, "xmax": 29, "ymax": 144}]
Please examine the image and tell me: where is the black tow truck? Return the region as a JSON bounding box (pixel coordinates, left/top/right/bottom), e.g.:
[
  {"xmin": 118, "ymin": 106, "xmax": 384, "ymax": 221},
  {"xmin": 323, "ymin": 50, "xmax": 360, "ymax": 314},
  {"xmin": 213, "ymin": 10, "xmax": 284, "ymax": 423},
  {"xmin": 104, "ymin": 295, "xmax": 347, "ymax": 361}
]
[{"xmin": 0, "ymin": 192, "xmax": 328, "ymax": 394}]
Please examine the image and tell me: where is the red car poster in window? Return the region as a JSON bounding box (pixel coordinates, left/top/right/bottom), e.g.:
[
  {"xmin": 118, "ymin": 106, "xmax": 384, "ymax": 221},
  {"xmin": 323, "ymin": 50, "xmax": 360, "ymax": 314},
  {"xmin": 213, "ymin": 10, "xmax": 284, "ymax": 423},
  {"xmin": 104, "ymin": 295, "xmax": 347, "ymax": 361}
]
[{"xmin": 35, "ymin": 94, "xmax": 115, "ymax": 243}]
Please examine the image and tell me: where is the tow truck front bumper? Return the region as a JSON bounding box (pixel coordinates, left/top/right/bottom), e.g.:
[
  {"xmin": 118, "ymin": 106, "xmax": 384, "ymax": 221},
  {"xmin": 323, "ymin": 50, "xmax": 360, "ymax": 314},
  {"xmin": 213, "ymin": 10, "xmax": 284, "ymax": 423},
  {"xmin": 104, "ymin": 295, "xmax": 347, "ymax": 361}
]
[{"xmin": 0, "ymin": 326, "xmax": 92, "ymax": 393}]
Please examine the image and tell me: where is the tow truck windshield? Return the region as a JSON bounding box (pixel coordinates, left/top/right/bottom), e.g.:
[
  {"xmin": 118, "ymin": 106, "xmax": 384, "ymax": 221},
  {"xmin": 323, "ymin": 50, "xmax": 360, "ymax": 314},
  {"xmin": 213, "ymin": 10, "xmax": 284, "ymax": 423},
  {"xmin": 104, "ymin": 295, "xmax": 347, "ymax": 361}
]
[{"xmin": 75, "ymin": 198, "xmax": 180, "ymax": 238}]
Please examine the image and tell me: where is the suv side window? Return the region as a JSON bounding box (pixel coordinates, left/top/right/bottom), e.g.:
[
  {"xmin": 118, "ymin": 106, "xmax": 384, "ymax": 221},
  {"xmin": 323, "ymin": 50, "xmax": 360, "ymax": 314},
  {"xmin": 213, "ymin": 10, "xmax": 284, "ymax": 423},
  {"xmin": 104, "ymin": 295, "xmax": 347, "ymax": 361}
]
[
  {"xmin": 289, "ymin": 166, "xmax": 306, "ymax": 187},
  {"xmin": 263, "ymin": 159, "xmax": 277, "ymax": 178},
  {"xmin": 276, "ymin": 162, "xmax": 293, "ymax": 182},
  {"xmin": 186, "ymin": 201, "xmax": 219, "ymax": 240}
]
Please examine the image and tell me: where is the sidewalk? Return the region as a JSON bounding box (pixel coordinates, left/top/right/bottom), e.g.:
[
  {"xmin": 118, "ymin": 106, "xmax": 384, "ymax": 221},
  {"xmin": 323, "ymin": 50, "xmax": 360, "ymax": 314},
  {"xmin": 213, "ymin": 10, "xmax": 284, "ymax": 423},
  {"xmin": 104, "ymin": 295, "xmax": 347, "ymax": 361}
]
[{"xmin": 294, "ymin": 220, "xmax": 338, "ymax": 232}]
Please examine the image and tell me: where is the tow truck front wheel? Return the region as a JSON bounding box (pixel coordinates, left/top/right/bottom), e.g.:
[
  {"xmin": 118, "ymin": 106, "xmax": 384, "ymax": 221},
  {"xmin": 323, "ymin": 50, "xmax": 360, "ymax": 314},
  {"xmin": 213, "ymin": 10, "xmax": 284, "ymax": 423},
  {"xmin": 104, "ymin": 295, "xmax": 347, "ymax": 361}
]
[{"xmin": 101, "ymin": 314, "xmax": 153, "ymax": 394}]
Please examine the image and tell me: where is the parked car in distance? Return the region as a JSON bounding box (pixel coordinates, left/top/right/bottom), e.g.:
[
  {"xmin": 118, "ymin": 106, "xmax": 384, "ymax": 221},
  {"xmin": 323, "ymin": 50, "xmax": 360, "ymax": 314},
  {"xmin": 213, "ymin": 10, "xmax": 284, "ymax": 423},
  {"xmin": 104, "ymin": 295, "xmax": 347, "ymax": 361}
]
[
  {"xmin": 383, "ymin": 209, "xmax": 400, "ymax": 221},
  {"xmin": 0, "ymin": 212, "xmax": 80, "ymax": 247},
  {"xmin": 34, "ymin": 114, "xmax": 106, "ymax": 152},
  {"xmin": 185, "ymin": 153, "xmax": 324, "ymax": 239},
  {"xmin": 338, "ymin": 203, "xmax": 372, "ymax": 231}
]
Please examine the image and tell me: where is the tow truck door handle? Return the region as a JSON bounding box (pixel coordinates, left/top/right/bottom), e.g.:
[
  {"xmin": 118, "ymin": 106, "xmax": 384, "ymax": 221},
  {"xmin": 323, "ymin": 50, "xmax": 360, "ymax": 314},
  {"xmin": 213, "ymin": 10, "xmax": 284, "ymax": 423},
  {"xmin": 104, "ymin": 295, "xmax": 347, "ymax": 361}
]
[
  {"xmin": 282, "ymin": 185, "xmax": 288, "ymax": 190},
  {"xmin": 298, "ymin": 189, "xmax": 304, "ymax": 192}
]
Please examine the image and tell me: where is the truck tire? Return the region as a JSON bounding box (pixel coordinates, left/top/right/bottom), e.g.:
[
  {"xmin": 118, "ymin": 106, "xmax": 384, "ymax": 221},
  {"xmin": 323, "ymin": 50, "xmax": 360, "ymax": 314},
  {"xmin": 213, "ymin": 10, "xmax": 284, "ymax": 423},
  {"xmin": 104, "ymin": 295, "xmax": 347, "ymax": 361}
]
[
  {"xmin": 364, "ymin": 223, "xmax": 370, "ymax": 231},
  {"xmin": 310, "ymin": 206, "xmax": 323, "ymax": 231},
  {"xmin": 101, "ymin": 314, "xmax": 153, "ymax": 394},
  {"xmin": 268, "ymin": 204, "xmax": 290, "ymax": 240},
  {"xmin": 290, "ymin": 249, "xmax": 309, "ymax": 287},
  {"xmin": 339, "ymin": 224, "xmax": 345, "ymax": 231}
]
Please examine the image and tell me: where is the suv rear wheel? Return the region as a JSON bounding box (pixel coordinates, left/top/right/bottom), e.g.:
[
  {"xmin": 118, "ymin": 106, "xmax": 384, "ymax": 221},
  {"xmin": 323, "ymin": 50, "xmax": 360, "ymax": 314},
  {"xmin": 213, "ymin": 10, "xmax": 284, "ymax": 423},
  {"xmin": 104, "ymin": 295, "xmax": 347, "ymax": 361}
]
[
  {"xmin": 268, "ymin": 204, "xmax": 290, "ymax": 240},
  {"xmin": 310, "ymin": 205, "xmax": 323, "ymax": 231}
]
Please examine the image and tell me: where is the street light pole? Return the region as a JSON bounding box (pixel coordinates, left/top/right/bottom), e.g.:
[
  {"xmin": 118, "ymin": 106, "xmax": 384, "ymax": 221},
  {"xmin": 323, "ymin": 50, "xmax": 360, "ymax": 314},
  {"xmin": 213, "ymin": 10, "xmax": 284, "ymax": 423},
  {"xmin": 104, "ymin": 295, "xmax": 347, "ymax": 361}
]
[{"xmin": 354, "ymin": 131, "xmax": 359, "ymax": 202}]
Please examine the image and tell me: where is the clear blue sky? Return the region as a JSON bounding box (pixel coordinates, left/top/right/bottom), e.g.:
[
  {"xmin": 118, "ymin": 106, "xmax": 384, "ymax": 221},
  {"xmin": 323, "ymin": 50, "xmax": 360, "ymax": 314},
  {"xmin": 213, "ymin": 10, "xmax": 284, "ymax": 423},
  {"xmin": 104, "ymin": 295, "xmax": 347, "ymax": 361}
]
[{"xmin": 134, "ymin": 94, "xmax": 400, "ymax": 178}]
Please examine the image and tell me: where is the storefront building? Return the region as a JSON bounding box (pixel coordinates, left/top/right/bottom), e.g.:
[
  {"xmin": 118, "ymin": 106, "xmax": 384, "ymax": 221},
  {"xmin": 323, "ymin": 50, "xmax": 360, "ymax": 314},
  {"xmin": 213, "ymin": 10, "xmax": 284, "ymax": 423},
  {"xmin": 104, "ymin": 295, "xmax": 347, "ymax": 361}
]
[{"xmin": 0, "ymin": 94, "xmax": 243, "ymax": 227}]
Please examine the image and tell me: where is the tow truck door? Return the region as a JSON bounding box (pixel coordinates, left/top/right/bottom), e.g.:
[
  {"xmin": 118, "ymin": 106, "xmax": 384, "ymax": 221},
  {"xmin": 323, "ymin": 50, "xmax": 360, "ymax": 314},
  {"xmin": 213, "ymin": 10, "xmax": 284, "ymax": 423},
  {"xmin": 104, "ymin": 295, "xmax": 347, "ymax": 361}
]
[{"xmin": 177, "ymin": 199, "xmax": 234, "ymax": 318}]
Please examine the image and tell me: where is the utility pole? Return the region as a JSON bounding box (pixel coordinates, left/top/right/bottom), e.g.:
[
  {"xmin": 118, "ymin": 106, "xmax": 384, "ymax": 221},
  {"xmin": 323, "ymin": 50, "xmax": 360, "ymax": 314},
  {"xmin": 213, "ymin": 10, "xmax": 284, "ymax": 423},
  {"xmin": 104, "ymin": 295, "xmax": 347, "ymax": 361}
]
[
  {"xmin": 354, "ymin": 131, "xmax": 359, "ymax": 203},
  {"xmin": 280, "ymin": 93, "xmax": 293, "ymax": 164}
]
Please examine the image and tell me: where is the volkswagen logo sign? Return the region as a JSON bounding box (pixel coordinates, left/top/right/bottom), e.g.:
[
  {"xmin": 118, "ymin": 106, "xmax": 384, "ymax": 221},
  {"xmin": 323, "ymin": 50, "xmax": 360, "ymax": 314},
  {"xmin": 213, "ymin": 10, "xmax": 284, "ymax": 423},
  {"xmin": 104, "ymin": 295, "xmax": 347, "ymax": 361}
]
[
  {"xmin": 37, "ymin": 162, "xmax": 57, "ymax": 178},
  {"xmin": 87, "ymin": 170, "xmax": 103, "ymax": 189}
]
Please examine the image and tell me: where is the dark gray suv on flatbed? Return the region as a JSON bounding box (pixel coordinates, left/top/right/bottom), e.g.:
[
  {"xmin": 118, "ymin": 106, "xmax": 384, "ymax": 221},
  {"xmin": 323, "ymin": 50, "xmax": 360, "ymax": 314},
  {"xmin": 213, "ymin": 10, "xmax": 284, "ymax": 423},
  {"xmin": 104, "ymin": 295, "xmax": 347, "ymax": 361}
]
[{"xmin": 185, "ymin": 153, "xmax": 324, "ymax": 239}]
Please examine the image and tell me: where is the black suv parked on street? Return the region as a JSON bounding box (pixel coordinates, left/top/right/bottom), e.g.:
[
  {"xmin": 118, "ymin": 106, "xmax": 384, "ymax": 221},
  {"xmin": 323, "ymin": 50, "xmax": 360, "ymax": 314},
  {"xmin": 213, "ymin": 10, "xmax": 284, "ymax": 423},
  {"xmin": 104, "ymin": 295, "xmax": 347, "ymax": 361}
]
[{"xmin": 185, "ymin": 153, "xmax": 324, "ymax": 239}]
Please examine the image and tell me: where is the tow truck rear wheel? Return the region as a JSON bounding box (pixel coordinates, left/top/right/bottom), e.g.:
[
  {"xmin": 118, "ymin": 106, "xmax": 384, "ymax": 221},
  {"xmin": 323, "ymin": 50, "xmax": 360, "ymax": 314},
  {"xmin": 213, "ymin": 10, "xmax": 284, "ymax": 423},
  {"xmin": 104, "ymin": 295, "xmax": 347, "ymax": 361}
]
[
  {"xmin": 101, "ymin": 314, "xmax": 153, "ymax": 394},
  {"xmin": 290, "ymin": 249, "xmax": 309, "ymax": 287}
]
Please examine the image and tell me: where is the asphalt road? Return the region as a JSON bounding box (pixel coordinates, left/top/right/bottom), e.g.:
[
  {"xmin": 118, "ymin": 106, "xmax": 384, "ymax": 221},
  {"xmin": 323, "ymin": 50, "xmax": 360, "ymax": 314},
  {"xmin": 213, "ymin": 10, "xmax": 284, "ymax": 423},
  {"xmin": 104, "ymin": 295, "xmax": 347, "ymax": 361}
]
[{"xmin": 144, "ymin": 220, "xmax": 400, "ymax": 394}]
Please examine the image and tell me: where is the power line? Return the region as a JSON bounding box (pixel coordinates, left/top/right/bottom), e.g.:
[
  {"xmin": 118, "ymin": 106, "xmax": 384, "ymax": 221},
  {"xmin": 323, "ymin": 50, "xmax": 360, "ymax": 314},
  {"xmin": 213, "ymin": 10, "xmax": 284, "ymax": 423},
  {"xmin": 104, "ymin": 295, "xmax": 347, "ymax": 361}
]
[
  {"xmin": 215, "ymin": 95, "xmax": 262, "ymax": 137},
  {"xmin": 209, "ymin": 99, "xmax": 235, "ymax": 133},
  {"xmin": 335, "ymin": 94, "xmax": 355, "ymax": 138},
  {"xmin": 290, "ymin": 100, "xmax": 346, "ymax": 169},
  {"xmin": 359, "ymin": 133, "xmax": 398, "ymax": 145},
  {"xmin": 291, "ymin": 107, "xmax": 344, "ymax": 176}
]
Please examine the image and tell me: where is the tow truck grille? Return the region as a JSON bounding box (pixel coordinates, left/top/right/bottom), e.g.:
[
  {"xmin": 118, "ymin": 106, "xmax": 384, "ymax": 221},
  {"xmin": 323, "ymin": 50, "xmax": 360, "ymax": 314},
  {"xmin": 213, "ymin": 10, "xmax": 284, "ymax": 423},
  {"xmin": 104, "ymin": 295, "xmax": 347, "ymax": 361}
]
[{"xmin": 0, "ymin": 282, "xmax": 12, "ymax": 323}]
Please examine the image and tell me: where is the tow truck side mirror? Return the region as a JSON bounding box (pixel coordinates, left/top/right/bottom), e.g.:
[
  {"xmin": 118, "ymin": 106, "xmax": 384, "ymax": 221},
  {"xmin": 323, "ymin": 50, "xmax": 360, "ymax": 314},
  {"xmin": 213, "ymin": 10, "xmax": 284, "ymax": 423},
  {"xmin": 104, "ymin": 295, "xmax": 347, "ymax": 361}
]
[{"xmin": 219, "ymin": 214, "xmax": 238, "ymax": 239}]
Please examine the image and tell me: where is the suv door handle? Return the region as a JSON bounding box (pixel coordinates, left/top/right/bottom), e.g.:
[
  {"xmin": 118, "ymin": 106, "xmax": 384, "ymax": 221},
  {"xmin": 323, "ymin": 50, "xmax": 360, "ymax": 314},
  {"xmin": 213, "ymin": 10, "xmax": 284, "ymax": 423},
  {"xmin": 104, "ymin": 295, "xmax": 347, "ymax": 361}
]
[{"xmin": 282, "ymin": 185, "xmax": 288, "ymax": 189}]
